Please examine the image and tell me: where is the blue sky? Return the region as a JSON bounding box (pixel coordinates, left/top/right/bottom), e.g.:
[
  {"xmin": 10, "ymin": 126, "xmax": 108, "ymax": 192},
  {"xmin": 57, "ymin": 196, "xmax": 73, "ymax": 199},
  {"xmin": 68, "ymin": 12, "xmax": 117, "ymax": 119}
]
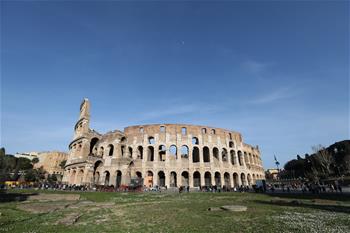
[{"xmin": 1, "ymin": 1, "xmax": 349, "ymax": 168}]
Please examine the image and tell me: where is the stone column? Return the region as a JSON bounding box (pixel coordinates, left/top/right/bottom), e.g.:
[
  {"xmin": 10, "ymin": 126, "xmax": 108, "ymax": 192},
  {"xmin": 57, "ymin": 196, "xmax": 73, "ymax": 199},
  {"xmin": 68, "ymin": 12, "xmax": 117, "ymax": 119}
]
[
  {"xmin": 200, "ymin": 172, "xmax": 205, "ymax": 188},
  {"xmin": 189, "ymin": 171, "xmax": 193, "ymax": 188},
  {"xmin": 165, "ymin": 171, "xmax": 171, "ymax": 188}
]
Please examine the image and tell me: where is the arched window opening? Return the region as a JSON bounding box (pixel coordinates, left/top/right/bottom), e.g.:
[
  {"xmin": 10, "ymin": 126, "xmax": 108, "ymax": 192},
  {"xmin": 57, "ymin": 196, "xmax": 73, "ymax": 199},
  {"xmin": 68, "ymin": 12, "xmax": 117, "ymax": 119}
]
[
  {"xmin": 120, "ymin": 137, "xmax": 127, "ymax": 143},
  {"xmin": 170, "ymin": 172, "xmax": 177, "ymax": 187},
  {"xmin": 192, "ymin": 147, "xmax": 200, "ymax": 163},
  {"xmin": 233, "ymin": 173, "xmax": 239, "ymax": 187},
  {"xmin": 213, "ymin": 147, "xmax": 219, "ymax": 160},
  {"xmin": 181, "ymin": 171, "xmax": 189, "ymax": 186},
  {"xmin": 201, "ymin": 128, "xmax": 207, "ymax": 134},
  {"xmin": 104, "ymin": 171, "xmax": 110, "ymax": 186},
  {"xmin": 121, "ymin": 145, "xmax": 125, "ymax": 157},
  {"xmin": 238, "ymin": 151, "xmax": 244, "ymax": 166},
  {"xmin": 193, "ymin": 171, "xmax": 201, "ymax": 187},
  {"xmin": 192, "ymin": 137, "xmax": 199, "ymax": 145},
  {"xmin": 247, "ymin": 174, "xmax": 252, "ymax": 186},
  {"xmin": 211, "ymin": 129, "xmax": 216, "ymax": 134},
  {"xmin": 224, "ymin": 172, "xmax": 230, "ymax": 188},
  {"xmin": 181, "ymin": 127, "xmax": 187, "ymax": 135},
  {"xmin": 148, "ymin": 136, "xmax": 155, "ymax": 144},
  {"xmin": 116, "ymin": 170, "xmax": 122, "ymax": 188},
  {"xmin": 215, "ymin": 172, "xmax": 221, "ymax": 187},
  {"xmin": 203, "ymin": 147, "xmax": 210, "ymax": 162},
  {"xmin": 99, "ymin": 147, "xmax": 104, "ymax": 157},
  {"xmin": 139, "ymin": 127, "xmax": 144, "ymax": 133},
  {"xmin": 230, "ymin": 150, "xmax": 236, "ymax": 165},
  {"xmin": 90, "ymin": 137, "xmax": 99, "ymax": 155},
  {"xmin": 158, "ymin": 171, "xmax": 165, "ymax": 187},
  {"xmin": 244, "ymin": 152, "xmax": 249, "ymax": 164},
  {"xmin": 137, "ymin": 146, "xmax": 143, "ymax": 159},
  {"xmin": 222, "ymin": 148, "xmax": 228, "ymax": 162},
  {"xmin": 146, "ymin": 171, "xmax": 153, "ymax": 188},
  {"xmin": 159, "ymin": 145, "xmax": 166, "ymax": 161},
  {"xmin": 169, "ymin": 145, "xmax": 177, "ymax": 159},
  {"xmin": 204, "ymin": 172, "xmax": 211, "ymax": 187},
  {"xmin": 181, "ymin": 145, "xmax": 189, "ymax": 158},
  {"xmin": 108, "ymin": 144, "xmax": 114, "ymax": 156},
  {"xmin": 241, "ymin": 173, "xmax": 247, "ymax": 186},
  {"xmin": 229, "ymin": 141, "xmax": 234, "ymax": 148},
  {"xmin": 160, "ymin": 126, "xmax": 165, "ymax": 133},
  {"xmin": 147, "ymin": 146, "xmax": 154, "ymax": 161},
  {"xmin": 128, "ymin": 147, "xmax": 133, "ymax": 158},
  {"xmin": 136, "ymin": 171, "xmax": 142, "ymax": 179},
  {"xmin": 229, "ymin": 133, "xmax": 232, "ymax": 140}
]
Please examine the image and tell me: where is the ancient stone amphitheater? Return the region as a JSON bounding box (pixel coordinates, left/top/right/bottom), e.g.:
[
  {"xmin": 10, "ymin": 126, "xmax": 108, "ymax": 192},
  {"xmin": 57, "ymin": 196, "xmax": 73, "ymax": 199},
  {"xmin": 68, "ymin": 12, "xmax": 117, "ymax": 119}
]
[{"xmin": 63, "ymin": 99, "xmax": 265, "ymax": 189}]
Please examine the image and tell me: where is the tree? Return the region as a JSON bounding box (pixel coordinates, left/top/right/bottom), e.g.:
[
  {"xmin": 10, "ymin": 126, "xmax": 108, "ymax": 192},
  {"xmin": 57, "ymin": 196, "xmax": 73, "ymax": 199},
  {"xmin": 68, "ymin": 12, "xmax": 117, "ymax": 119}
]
[
  {"xmin": 312, "ymin": 144, "xmax": 333, "ymax": 178},
  {"xmin": 31, "ymin": 157, "xmax": 39, "ymax": 164},
  {"xmin": 0, "ymin": 147, "xmax": 5, "ymax": 157}
]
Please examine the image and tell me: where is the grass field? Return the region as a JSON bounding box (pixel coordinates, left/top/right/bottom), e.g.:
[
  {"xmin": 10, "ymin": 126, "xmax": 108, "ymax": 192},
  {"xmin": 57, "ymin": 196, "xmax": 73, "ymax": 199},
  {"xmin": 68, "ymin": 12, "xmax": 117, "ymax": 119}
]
[{"xmin": 1, "ymin": 190, "xmax": 350, "ymax": 233}]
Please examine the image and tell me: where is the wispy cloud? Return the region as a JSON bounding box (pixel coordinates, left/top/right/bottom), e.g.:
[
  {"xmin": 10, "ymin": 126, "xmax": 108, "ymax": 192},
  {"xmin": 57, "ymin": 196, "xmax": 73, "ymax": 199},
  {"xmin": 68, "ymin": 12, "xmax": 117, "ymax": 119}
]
[
  {"xmin": 138, "ymin": 103, "xmax": 221, "ymax": 121},
  {"xmin": 241, "ymin": 60, "xmax": 273, "ymax": 75},
  {"xmin": 249, "ymin": 87, "xmax": 296, "ymax": 104}
]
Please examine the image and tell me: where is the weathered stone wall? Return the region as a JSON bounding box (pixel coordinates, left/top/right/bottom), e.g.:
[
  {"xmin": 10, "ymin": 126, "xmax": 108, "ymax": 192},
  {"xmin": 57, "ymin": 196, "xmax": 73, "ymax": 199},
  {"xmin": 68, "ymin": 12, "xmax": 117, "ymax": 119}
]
[{"xmin": 62, "ymin": 99, "xmax": 265, "ymax": 188}]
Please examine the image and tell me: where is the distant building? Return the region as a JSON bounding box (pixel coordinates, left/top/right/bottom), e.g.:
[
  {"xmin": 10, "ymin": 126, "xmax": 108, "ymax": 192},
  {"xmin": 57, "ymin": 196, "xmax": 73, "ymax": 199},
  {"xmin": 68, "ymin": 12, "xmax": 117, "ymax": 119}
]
[
  {"xmin": 265, "ymin": 169, "xmax": 279, "ymax": 180},
  {"xmin": 14, "ymin": 152, "xmax": 39, "ymax": 161},
  {"xmin": 34, "ymin": 151, "xmax": 68, "ymax": 178}
]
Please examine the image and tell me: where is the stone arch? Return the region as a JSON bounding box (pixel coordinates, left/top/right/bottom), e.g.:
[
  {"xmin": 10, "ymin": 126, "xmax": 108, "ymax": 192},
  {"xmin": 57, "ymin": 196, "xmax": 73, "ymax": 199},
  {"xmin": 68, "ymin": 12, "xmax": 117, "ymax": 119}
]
[
  {"xmin": 203, "ymin": 146, "xmax": 210, "ymax": 162},
  {"xmin": 76, "ymin": 169, "xmax": 84, "ymax": 185},
  {"xmin": 213, "ymin": 147, "xmax": 219, "ymax": 160},
  {"xmin": 181, "ymin": 171, "xmax": 189, "ymax": 186},
  {"xmin": 229, "ymin": 141, "xmax": 234, "ymax": 148},
  {"xmin": 233, "ymin": 173, "xmax": 239, "ymax": 187},
  {"xmin": 146, "ymin": 171, "xmax": 153, "ymax": 187},
  {"xmin": 107, "ymin": 144, "xmax": 114, "ymax": 156},
  {"xmin": 224, "ymin": 172, "xmax": 230, "ymax": 188},
  {"xmin": 241, "ymin": 173, "xmax": 247, "ymax": 186},
  {"xmin": 128, "ymin": 147, "xmax": 133, "ymax": 158},
  {"xmin": 148, "ymin": 136, "xmax": 155, "ymax": 144},
  {"xmin": 181, "ymin": 127, "xmax": 187, "ymax": 135},
  {"xmin": 94, "ymin": 171, "xmax": 100, "ymax": 185},
  {"xmin": 192, "ymin": 137, "xmax": 199, "ymax": 145},
  {"xmin": 98, "ymin": 146, "xmax": 104, "ymax": 157},
  {"xmin": 169, "ymin": 145, "xmax": 177, "ymax": 159},
  {"xmin": 170, "ymin": 171, "xmax": 177, "ymax": 187},
  {"xmin": 192, "ymin": 146, "xmax": 200, "ymax": 163},
  {"xmin": 222, "ymin": 148, "xmax": 228, "ymax": 162},
  {"xmin": 70, "ymin": 170, "xmax": 76, "ymax": 184},
  {"xmin": 104, "ymin": 171, "xmax": 110, "ymax": 186},
  {"xmin": 159, "ymin": 145, "xmax": 166, "ymax": 161},
  {"xmin": 193, "ymin": 171, "xmax": 201, "ymax": 187},
  {"xmin": 238, "ymin": 151, "xmax": 244, "ymax": 166},
  {"xmin": 147, "ymin": 146, "xmax": 154, "ymax": 161},
  {"xmin": 204, "ymin": 172, "xmax": 211, "ymax": 187},
  {"xmin": 247, "ymin": 173, "xmax": 252, "ymax": 186},
  {"xmin": 93, "ymin": 160, "xmax": 103, "ymax": 185},
  {"xmin": 214, "ymin": 172, "xmax": 221, "ymax": 187},
  {"xmin": 136, "ymin": 171, "xmax": 142, "ymax": 178},
  {"xmin": 158, "ymin": 171, "xmax": 165, "ymax": 187},
  {"xmin": 115, "ymin": 170, "xmax": 122, "ymax": 188},
  {"xmin": 90, "ymin": 137, "xmax": 99, "ymax": 154},
  {"xmin": 181, "ymin": 145, "xmax": 189, "ymax": 158},
  {"xmin": 230, "ymin": 150, "xmax": 236, "ymax": 165},
  {"xmin": 137, "ymin": 146, "xmax": 143, "ymax": 159},
  {"xmin": 244, "ymin": 152, "xmax": 249, "ymax": 164}
]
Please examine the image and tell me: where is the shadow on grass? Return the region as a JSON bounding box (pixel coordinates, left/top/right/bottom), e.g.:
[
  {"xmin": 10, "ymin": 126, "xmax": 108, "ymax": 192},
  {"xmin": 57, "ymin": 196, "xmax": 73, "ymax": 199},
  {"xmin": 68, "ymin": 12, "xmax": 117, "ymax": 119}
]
[
  {"xmin": 265, "ymin": 192, "xmax": 350, "ymax": 202},
  {"xmin": 0, "ymin": 190, "xmax": 38, "ymax": 203}
]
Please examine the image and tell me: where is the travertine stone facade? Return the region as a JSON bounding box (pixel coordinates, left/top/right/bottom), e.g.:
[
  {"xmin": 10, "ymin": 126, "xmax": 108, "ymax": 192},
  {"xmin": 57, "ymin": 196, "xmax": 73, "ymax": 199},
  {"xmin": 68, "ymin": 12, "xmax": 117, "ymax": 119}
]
[
  {"xmin": 34, "ymin": 151, "xmax": 68, "ymax": 178},
  {"xmin": 62, "ymin": 99, "xmax": 265, "ymax": 188}
]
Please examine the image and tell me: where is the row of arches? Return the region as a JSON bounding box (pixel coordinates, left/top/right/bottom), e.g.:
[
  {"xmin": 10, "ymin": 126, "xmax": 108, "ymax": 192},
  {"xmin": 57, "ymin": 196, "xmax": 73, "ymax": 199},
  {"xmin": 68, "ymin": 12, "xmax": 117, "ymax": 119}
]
[{"xmin": 90, "ymin": 169, "xmax": 264, "ymax": 188}]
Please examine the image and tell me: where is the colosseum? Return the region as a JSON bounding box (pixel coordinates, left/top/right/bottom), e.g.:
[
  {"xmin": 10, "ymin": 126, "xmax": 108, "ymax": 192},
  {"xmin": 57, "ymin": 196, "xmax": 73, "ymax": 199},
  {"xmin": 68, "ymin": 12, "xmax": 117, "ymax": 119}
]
[{"xmin": 62, "ymin": 99, "xmax": 265, "ymax": 189}]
